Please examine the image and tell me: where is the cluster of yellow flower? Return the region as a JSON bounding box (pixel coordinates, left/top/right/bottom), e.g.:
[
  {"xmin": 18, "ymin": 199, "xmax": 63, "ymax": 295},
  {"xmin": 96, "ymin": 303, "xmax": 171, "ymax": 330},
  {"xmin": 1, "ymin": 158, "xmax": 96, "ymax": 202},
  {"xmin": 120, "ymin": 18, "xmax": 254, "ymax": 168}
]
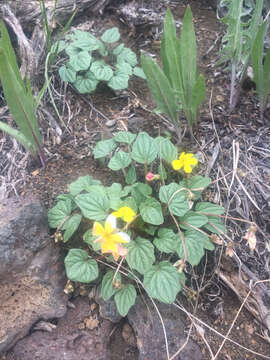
[
  {"xmin": 93, "ymin": 152, "xmax": 198, "ymax": 261},
  {"xmin": 93, "ymin": 206, "xmax": 136, "ymax": 261}
]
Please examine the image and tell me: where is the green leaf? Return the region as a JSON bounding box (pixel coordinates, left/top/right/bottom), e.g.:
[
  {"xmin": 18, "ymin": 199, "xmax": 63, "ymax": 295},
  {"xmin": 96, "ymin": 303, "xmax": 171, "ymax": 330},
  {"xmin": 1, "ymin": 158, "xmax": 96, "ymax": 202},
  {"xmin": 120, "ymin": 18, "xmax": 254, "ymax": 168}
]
[
  {"xmin": 65, "ymin": 249, "xmax": 98, "ymax": 283},
  {"xmin": 113, "ymin": 43, "xmax": 125, "ymax": 55},
  {"xmin": 159, "ymin": 183, "xmax": 190, "ymax": 216},
  {"xmin": 48, "ymin": 199, "xmax": 72, "ymax": 228},
  {"xmin": 158, "ymin": 163, "xmax": 167, "ymax": 181},
  {"xmin": 154, "ymin": 228, "xmax": 179, "ymax": 253},
  {"xmin": 62, "ymin": 213, "xmax": 82, "ymax": 242},
  {"xmin": 176, "ymin": 230, "xmax": 214, "ymax": 266},
  {"xmin": 93, "ymin": 138, "xmax": 116, "ymax": 159},
  {"xmin": 101, "ymin": 271, "xmax": 121, "ymax": 301},
  {"xmin": 69, "ymin": 175, "xmax": 101, "ymax": 196},
  {"xmin": 117, "ymin": 47, "xmax": 138, "ymax": 66},
  {"xmin": 204, "ymin": 216, "xmax": 226, "ymax": 235},
  {"xmin": 69, "ymin": 51, "xmax": 92, "ymax": 71},
  {"xmin": 139, "ymin": 198, "xmax": 164, "ymax": 225},
  {"xmin": 143, "ymin": 261, "xmax": 181, "ymax": 303},
  {"xmin": 90, "ymin": 60, "xmax": 113, "ymax": 81},
  {"xmin": 133, "ymin": 66, "xmax": 146, "ymax": 79},
  {"xmin": 68, "ymin": 31, "xmax": 100, "ymax": 51},
  {"xmin": 126, "ymin": 237, "xmax": 155, "ymax": 274},
  {"xmin": 163, "ymin": 9, "xmax": 183, "ymax": 95},
  {"xmin": 75, "ymin": 191, "xmax": 110, "ymax": 220},
  {"xmin": 117, "ymin": 61, "xmax": 133, "ymax": 75},
  {"xmin": 180, "ymin": 5, "xmax": 197, "ymax": 99},
  {"xmin": 125, "ymin": 165, "xmax": 137, "ymax": 185},
  {"xmin": 108, "ymin": 71, "xmax": 129, "ymax": 90},
  {"xmin": 179, "ymin": 211, "xmax": 208, "ymax": 230},
  {"xmin": 74, "ymin": 71, "xmax": 98, "ymax": 93},
  {"xmin": 101, "ymin": 27, "xmax": 120, "ymax": 43},
  {"xmin": 195, "ymin": 202, "xmax": 225, "ymax": 215},
  {"xmin": 155, "ymin": 136, "xmax": 178, "ymax": 163},
  {"xmin": 190, "ymin": 74, "xmax": 206, "ymax": 124},
  {"xmin": 131, "ymin": 182, "xmax": 152, "ymax": 206},
  {"xmin": 114, "ymin": 131, "xmax": 136, "ymax": 144},
  {"xmin": 186, "ymin": 175, "xmax": 211, "ymax": 191},
  {"xmin": 108, "ymin": 150, "xmax": 131, "ymax": 171},
  {"xmin": 106, "ymin": 183, "xmax": 123, "ymax": 210},
  {"xmin": 114, "ymin": 284, "xmax": 137, "ymax": 316},
  {"xmin": 141, "ymin": 54, "xmax": 179, "ymax": 125},
  {"xmin": 131, "ymin": 132, "xmax": 158, "ymax": 164},
  {"xmin": 83, "ymin": 229, "xmax": 101, "ymax": 251},
  {"xmin": 59, "ymin": 65, "xmax": 76, "ymax": 83}
]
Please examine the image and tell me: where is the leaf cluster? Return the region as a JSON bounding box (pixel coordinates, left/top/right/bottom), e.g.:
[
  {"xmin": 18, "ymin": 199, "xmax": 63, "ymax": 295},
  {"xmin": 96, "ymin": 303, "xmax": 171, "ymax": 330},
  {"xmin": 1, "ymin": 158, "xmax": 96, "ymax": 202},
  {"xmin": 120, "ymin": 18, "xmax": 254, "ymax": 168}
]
[
  {"xmin": 58, "ymin": 27, "xmax": 145, "ymax": 93},
  {"xmin": 141, "ymin": 6, "xmax": 206, "ymax": 138},
  {"xmin": 48, "ymin": 131, "xmax": 225, "ymax": 316},
  {"xmin": 0, "ymin": 20, "xmax": 45, "ymax": 165}
]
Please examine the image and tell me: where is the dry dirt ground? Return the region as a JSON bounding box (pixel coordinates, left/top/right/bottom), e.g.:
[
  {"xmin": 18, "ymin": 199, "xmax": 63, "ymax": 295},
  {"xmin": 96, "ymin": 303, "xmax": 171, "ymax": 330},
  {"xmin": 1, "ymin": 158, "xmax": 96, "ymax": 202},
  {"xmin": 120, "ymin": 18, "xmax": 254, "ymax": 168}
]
[{"xmin": 1, "ymin": 0, "xmax": 270, "ymax": 359}]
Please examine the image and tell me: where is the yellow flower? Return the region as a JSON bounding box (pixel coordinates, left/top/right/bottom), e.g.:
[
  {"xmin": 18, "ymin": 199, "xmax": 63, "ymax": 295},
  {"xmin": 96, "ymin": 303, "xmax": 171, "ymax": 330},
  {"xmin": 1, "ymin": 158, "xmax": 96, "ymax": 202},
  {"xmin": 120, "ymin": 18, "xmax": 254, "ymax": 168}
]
[
  {"xmin": 112, "ymin": 206, "xmax": 136, "ymax": 223},
  {"xmin": 171, "ymin": 152, "xmax": 198, "ymax": 173},
  {"xmin": 93, "ymin": 215, "xmax": 130, "ymax": 261}
]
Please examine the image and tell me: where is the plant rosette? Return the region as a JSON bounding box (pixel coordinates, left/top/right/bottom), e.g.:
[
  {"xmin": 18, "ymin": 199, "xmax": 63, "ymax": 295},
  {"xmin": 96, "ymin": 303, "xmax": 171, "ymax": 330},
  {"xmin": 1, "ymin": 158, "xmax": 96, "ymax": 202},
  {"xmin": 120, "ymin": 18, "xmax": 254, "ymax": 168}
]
[
  {"xmin": 57, "ymin": 27, "xmax": 146, "ymax": 94},
  {"xmin": 48, "ymin": 131, "xmax": 226, "ymax": 316}
]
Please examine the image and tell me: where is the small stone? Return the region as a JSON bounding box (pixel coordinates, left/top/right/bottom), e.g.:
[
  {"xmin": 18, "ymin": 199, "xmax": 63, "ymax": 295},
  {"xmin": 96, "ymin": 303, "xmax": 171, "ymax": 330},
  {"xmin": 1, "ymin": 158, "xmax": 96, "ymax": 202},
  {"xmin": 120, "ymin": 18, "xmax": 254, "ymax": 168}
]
[
  {"xmin": 105, "ymin": 119, "xmax": 116, "ymax": 127},
  {"xmin": 122, "ymin": 322, "xmax": 136, "ymax": 347}
]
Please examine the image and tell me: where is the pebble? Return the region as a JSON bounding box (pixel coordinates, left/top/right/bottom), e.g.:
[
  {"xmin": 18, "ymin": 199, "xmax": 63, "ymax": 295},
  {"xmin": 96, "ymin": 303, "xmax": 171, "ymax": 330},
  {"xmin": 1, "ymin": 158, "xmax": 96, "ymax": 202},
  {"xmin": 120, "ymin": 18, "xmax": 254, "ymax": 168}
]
[{"xmin": 105, "ymin": 119, "xmax": 116, "ymax": 127}]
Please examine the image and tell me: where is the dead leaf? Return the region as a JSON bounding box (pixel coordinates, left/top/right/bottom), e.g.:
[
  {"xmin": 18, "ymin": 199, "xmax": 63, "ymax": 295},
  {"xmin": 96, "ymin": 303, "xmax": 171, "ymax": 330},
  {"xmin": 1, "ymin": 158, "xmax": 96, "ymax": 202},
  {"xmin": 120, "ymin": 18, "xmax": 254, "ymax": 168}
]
[{"xmin": 244, "ymin": 225, "xmax": 257, "ymax": 252}]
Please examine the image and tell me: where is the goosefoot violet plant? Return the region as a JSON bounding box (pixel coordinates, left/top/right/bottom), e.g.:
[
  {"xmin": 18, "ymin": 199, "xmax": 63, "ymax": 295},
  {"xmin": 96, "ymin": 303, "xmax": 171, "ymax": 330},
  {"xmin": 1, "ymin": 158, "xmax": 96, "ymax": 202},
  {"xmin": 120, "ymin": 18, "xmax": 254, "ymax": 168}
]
[
  {"xmin": 48, "ymin": 131, "xmax": 226, "ymax": 316},
  {"xmin": 58, "ymin": 27, "xmax": 145, "ymax": 94},
  {"xmin": 141, "ymin": 6, "xmax": 206, "ymax": 140}
]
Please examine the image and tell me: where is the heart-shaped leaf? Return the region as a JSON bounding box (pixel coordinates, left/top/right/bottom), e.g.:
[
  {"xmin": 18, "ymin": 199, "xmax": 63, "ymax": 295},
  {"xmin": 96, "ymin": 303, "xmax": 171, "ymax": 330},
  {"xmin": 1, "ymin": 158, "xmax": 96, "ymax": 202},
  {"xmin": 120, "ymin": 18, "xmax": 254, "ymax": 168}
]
[
  {"xmin": 65, "ymin": 249, "xmax": 98, "ymax": 283},
  {"xmin": 126, "ymin": 237, "xmax": 155, "ymax": 274}
]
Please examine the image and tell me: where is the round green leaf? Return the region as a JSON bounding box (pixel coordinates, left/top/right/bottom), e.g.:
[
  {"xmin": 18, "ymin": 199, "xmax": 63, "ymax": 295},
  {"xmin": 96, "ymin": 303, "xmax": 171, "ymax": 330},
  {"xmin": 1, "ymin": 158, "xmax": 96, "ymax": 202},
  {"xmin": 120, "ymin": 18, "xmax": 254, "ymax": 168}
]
[
  {"xmin": 108, "ymin": 71, "xmax": 129, "ymax": 90},
  {"xmin": 153, "ymin": 228, "xmax": 179, "ymax": 253},
  {"xmin": 179, "ymin": 210, "xmax": 208, "ymax": 230},
  {"xmin": 69, "ymin": 31, "xmax": 100, "ymax": 51},
  {"xmin": 187, "ymin": 176, "xmax": 211, "ymax": 191},
  {"xmin": 117, "ymin": 48, "xmax": 138, "ymax": 66},
  {"xmin": 93, "ymin": 138, "xmax": 116, "ymax": 159},
  {"xmin": 68, "ymin": 51, "xmax": 92, "ymax": 71},
  {"xmin": 131, "ymin": 182, "xmax": 152, "ymax": 206},
  {"xmin": 176, "ymin": 230, "xmax": 214, "ymax": 266},
  {"xmin": 133, "ymin": 66, "xmax": 146, "ymax": 79},
  {"xmin": 48, "ymin": 199, "xmax": 72, "ymax": 228},
  {"xmin": 159, "ymin": 183, "xmax": 190, "ymax": 217},
  {"xmin": 101, "ymin": 27, "xmax": 120, "ymax": 43},
  {"xmin": 90, "ymin": 60, "xmax": 113, "ymax": 81},
  {"xmin": 114, "ymin": 131, "xmax": 136, "ymax": 144},
  {"xmin": 66, "ymin": 44, "xmax": 84, "ymax": 57},
  {"xmin": 126, "ymin": 237, "xmax": 155, "ymax": 274},
  {"xmin": 114, "ymin": 284, "xmax": 137, "ymax": 316},
  {"xmin": 69, "ymin": 175, "xmax": 101, "ymax": 196},
  {"xmin": 204, "ymin": 216, "xmax": 226, "ymax": 235},
  {"xmin": 62, "ymin": 213, "xmax": 82, "ymax": 242},
  {"xmin": 195, "ymin": 202, "xmax": 225, "ymax": 215},
  {"xmin": 59, "ymin": 65, "xmax": 76, "ymax": 83},
  {"xmin": 106, "ymin": 183, "xmax": 123, "ymax": 210},
  {"xmin": 131, "ymin": 132, "xmax": 158, "ymax": 164},
  {"xmin": 117, "ymin": 61, "xmax": 133, "ymax": 75},
  {"xmin": 139, "ymin": 198, "xmax": 164, "ymax": 225},
  {"xmin": 108, "ymin": 150, "xmax": 131, "ymax": 171},
  {"xmin": 74, "ymin": 71, "xmax": 98, "ymax": 93},
  {"xmin": 155, "ymin": 137, "xmax": 178, "ymax": 163},
  {"xmin": 143, "ymin": 261, "xmax": 181, "ymax": 303},
  {"xmin": 113, "ymin": 43, "xmax": 125, "ymax": 55},
  {"xmin": 75, "ymin": 191, "xmax": 110, "ymax": 220},
  {"xmin": 83, "ymin": 229, "xmax": 101, "ymax": 251},
  {"xmin": 65, "ymin": 249, "xmax": 98, "ymax": 283},
  {"xmin": 101, "ymin": 271, "xmax": 121, "ymax": 301},
  {"xmin": 125, "ymin": 166, "xmax": 136, "ymax": 185}
]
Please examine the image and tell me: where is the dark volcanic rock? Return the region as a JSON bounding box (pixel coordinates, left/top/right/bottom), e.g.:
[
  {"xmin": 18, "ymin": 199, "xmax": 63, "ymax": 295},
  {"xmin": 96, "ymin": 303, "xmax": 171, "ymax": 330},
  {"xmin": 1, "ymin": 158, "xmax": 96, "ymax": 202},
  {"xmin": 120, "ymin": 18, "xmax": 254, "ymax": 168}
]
[
  {"xmin": 9, "ymin": 297, "xmax": 113, "ymax": 360},
  {"xmin": 128, "ymin": 297, "xmax": 202, "ymax": 360},
  {"xmin": 0, "ymin": 197, "xmax": 67, "ymax": 352}
]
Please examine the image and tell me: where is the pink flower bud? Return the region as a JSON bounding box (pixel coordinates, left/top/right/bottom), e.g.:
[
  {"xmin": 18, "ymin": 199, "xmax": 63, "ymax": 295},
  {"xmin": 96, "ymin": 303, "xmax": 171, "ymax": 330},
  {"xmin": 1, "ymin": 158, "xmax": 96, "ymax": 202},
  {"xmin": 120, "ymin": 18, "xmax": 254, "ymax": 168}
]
[{"xmin": 146, "ymin": 172, "xmax": 154, "ymax": 181}]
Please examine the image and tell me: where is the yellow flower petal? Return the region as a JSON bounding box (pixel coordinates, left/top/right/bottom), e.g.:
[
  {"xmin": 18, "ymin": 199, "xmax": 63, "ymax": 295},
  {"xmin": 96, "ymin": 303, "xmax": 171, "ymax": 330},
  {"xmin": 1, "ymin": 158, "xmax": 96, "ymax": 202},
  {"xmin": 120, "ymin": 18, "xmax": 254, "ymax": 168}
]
[
  {"xmin": 183, "ymin": 164, "xmax": 192, "ymax": 173},
  {"xmin": 110, "ymin": 233, "xmax": 130, "ymax": 244},
  {"xmin": 112, "ymin": 206, "xmax": 136, "ymax": 223},
  {"xmin": 172, "ymin": 159, "xmax": 183, "ymax": 170},
  {"xmin": 101, "ymin": 239, "xmax": 118, "ymax": 254},
  {"xmin": 93, "ymin": 222, "xmax": 105, "ymax": 236}
]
